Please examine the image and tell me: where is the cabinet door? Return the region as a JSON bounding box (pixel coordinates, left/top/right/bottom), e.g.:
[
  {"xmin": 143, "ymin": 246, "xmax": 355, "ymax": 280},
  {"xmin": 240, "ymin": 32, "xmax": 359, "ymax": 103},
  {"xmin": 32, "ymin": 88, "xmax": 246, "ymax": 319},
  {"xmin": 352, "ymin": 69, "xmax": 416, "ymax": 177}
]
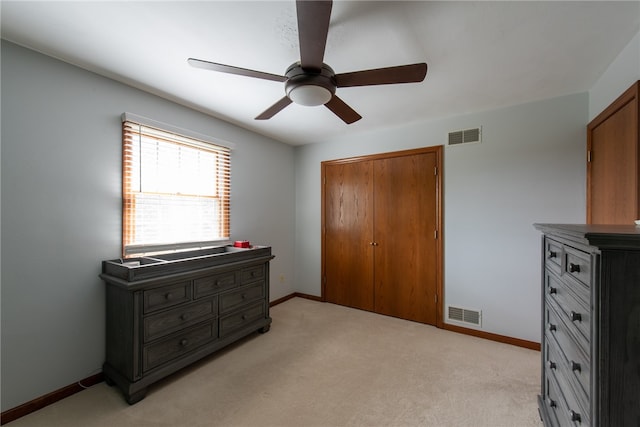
[
  {"xmin": 373, "ymin": 152, "xmax": 438, "ymax": 325},
  {"xmin": 324, "ymin": 160, "xmax": 375, "ymax": 311},
  {"xmin": 588, "ymin": 82, "xmax": 639, "ymax": 224}
]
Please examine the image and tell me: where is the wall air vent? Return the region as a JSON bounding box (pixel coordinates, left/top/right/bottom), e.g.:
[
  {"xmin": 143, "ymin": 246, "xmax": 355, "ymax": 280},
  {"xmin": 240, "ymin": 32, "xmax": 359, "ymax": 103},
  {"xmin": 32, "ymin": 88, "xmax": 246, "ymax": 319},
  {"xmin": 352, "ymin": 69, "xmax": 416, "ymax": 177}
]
[
  {"xmin": 447, "ymin": 305, "xmax": 482, "ymax": 327},
  {"xmin": 448, "ymin": 127, "xmax": 482, "ymax": 146}
]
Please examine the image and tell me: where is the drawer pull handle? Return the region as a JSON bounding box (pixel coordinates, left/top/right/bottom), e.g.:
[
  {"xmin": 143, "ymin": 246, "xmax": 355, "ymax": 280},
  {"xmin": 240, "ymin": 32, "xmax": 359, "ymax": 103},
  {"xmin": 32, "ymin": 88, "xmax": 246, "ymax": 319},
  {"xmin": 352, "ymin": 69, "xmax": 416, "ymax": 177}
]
[
  {"xmin": 547, "ymin": 361, "xmax": 556, "ymax": 370},
  {"xmin": 241, "ymin": 293, "xmax": 247, "ymax": 299},
  {"xmin": 251, "ymin": 271, "xmax": 256, "ymax": 277},
  {"xmin": 548, "ymin": 287, "xmax": 557, "ymax": 295},
  {"xmin": 547, "ymin": 250, "xmax": 557, "ymax": 259},
  {"xmin": 568, "ymin": 263, "xmax": 580, "ymax": 273},
  {"xmin": 241, "ymin": 315, "xmax": 247, "ymax": 320},
  {"xmin": 548, "ymin": 323, "xmax": 557, "ymax": 332},
  {"xmin": 570, "ymin": 311, "xmax": 582, "ymax": 322},
  {"xmin": 180, "ymin": 314, "xmax": 188, "ymax": 321},
  {"xmin": 571, "ymin": 361, "xmax": 581, "ymax": 372},
  {"xmin": 548, "ymin": 398, "xmax": 557, "ymax": 408},
  {"xmin": 165, "ymin": 293, "xmax": 172, "ymax": 300},
  {"xmin": 569, "ymin": 410, "xmax": 581, "ymax": 422},
  {"xmin": 180, "ymin": 339, "xmax": 188, "ymax": 347}
]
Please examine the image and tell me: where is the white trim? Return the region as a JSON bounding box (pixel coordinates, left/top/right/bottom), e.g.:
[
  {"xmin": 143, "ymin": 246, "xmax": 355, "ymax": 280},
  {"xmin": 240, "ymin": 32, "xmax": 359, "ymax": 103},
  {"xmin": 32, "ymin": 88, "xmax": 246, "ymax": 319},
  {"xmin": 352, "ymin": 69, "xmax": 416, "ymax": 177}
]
[{"xmin": 122, "ymin": 112, "xmax": 236, "ymax": 150}]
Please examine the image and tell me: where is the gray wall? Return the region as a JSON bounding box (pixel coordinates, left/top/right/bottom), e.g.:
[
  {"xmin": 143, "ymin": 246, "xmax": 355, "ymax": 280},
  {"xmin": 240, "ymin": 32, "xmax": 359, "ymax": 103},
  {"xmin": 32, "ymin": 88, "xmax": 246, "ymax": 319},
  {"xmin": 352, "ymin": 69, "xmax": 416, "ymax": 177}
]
[
  {"xmin": 294, "ymin": 93, "xmax": 587, "ymax": 343},
  {"xmin": 1, "ymin": 41, "xmax": 296, "ymax": 411},
  {"xmin": 589, "ymin": 31, "xmax": 640, "ymax": 120}
]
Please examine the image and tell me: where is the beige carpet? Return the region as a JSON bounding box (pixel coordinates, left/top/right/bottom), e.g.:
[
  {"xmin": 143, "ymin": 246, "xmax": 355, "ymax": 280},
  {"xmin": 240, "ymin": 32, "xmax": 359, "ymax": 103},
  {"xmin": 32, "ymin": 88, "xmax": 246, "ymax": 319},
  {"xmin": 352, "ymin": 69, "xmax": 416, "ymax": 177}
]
[{"xmin": 9, "ymin": 298, "xmax": 542, "ymax": 427}]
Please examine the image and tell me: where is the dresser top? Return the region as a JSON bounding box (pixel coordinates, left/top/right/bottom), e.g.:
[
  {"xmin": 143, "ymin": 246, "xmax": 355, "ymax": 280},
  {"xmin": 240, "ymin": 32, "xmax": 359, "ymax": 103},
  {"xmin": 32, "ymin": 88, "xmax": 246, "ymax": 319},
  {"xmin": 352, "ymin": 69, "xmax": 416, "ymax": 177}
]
[{"xmin": 534, "ymin": 223, "xmax": 640, "ymax": 250}]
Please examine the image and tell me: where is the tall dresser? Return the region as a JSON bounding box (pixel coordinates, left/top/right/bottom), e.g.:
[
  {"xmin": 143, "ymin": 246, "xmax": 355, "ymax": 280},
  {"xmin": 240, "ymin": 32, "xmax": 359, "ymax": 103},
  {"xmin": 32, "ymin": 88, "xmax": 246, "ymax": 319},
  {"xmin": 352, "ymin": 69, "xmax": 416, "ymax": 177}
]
[{"xmin": 534, "ymin": 224, "xmax": 640, "ymax": 426}]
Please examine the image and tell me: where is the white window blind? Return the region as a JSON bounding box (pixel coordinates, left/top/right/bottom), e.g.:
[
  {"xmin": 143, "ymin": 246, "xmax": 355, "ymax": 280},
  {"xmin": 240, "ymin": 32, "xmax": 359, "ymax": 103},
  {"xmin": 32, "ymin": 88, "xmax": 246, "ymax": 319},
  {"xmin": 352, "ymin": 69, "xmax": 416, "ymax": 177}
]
[{"xmin": 122, "ymin": 119, "xmax": 230, "ymax": 256}]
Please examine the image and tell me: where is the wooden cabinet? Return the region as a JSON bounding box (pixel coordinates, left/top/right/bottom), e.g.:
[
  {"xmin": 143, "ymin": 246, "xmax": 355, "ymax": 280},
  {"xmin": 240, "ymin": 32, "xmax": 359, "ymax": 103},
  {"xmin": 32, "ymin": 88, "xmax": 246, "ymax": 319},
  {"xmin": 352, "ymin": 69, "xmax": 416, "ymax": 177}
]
[
  {"xmin": 587, "ymin": 81, "xmax": 640, "ymax": 224},
  {"xmin": 322, "ymin": 147, "xmax": 442, "ymax": 325},
  {"xmin": 534, "ymin": 224, "xmax": 640, "ymax": 426},
  {"xmin": 100, "ymin": 246, "xmax": 274, "ymax": 404}
]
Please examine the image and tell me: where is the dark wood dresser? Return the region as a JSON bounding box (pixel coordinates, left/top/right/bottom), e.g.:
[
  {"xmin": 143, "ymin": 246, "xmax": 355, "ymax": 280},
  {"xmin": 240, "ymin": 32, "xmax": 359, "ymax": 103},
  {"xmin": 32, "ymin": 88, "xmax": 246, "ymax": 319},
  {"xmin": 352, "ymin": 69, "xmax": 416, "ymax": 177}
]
[
  {"xmin": 534, "ymin": 224, "xmax": 640, "ymax": 426},
  {"xmin": 100, "ymin": 246, "xmax": 274, "ymax": 404}
]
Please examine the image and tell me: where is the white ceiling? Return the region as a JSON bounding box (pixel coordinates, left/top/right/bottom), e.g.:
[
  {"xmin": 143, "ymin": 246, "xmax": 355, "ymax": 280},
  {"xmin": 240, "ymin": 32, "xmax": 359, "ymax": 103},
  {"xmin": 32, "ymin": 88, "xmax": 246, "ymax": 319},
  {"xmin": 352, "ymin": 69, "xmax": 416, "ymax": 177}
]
[{"xmin": 2, "ymin": 1, "xmax": 639, "ymax": 145}]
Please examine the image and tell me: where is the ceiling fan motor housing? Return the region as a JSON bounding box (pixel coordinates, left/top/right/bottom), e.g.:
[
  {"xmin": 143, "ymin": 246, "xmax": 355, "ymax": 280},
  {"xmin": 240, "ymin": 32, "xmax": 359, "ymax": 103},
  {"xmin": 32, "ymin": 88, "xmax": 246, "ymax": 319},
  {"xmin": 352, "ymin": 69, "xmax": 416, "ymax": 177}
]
[{"xmin": 285, "ymin": 62, "xmax": 336, "ymax": 106}]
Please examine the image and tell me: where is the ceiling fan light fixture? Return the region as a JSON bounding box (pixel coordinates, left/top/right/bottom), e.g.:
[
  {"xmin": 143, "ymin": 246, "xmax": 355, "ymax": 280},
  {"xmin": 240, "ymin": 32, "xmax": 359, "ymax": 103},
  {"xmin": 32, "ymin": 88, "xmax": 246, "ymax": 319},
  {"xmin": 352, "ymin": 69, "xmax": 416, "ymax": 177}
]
[
  {"xmin": 187, "ymin": 2, "xmax": 427, "ymax": 123},
  {"xmin": 287, "ymin": 84, "xmax": 332, "ymax": 106}
]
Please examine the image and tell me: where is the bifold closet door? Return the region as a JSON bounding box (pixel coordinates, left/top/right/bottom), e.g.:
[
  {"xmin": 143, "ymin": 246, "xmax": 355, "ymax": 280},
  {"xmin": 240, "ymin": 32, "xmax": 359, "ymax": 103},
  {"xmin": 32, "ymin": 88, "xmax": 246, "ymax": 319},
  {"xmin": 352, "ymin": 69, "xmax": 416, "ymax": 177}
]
[
  {"xmin": 324, "ymin": 160, "xmax": 375, "ymax": 311},
  {"xmin": 373, "ymin": 152, "xmax": 438, "ymax": 325}
]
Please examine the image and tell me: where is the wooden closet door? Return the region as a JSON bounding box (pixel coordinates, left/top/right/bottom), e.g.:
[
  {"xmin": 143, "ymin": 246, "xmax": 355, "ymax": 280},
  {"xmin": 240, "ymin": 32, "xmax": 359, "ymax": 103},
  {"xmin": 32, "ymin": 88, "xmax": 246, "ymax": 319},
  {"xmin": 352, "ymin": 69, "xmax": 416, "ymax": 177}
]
[
  {"xmin": 373, "ymin": 152, "xmax": 438, "ymax": 325},
  {"xmin": 324, "ymin": 161, "xmax": 375, "ymax": 311},
  {"xmin": 587, "ymin": 81, "xmax": 639, "ymax": 224}
]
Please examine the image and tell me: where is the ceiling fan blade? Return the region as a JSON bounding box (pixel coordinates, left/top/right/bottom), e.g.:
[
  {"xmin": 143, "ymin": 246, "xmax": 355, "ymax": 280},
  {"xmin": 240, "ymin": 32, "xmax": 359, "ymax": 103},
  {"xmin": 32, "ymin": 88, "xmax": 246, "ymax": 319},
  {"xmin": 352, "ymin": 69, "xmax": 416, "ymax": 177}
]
[
  {"xmin": 188, "ymin": 58, "xmax": 286, "ymax": 83},
  {"xmin": 325, "ymin": 95, "xmax": 362, "ymax": 124},
  {"xmin": 335, "ymin": 63, "xmax": 427, "ymax": 87},
  {"xmin": 296, "ymin": 0, "xmax": 332, "ymax": 71},
  {"xmin": 255, "ymin": 97, "xmax": 293, "ymax": 120}
]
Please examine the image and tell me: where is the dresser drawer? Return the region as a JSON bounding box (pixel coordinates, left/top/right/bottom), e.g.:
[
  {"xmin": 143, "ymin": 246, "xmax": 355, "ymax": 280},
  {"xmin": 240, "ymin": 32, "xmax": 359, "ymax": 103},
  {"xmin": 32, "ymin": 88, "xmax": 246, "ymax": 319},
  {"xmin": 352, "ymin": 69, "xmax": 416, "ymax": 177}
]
[
  {"xmin": 241, "ymin": 265, "xmax": 265, "ymax": 284},
  {"xmin": 546, "ymin": 266, "xmax": 589, "ymax": 308},
  {"xmin": 544, "ymin": 238, "xmax": 563, "ymax": 275},
  {"xmin": 219, "ymin": 301, "xmax": 265, "ymax": 338},
  {"xmin": 219, "ymin": 282, "xmax": 265, "ymax": 314},
  {"xmin": 546, "ymin": 301, "xmax": 590, "ymax": 365},
  {"xmin": 546, "ymin": 273, "xmax": 591, "ymax": 344},
  {"xmin": 142, "ymin": 320, "xmax": 217, "ymax": 372},
  {"xmin": 546, "ymin": 334, "xmax": 590, "ymax": 419},
  {"xmin": 194, "ymin": 271, "xmax": 237, "ymax": 299},
  {"xmin": 143, "ymin": 281, "xmax": 191, "ymax": 314},
  {"xmin": 545, "ymin": 370, "xmax": 586, "ymax": 427},
  {"xmin": 144, "ymin": 298, "xmax": 217, "ymax": 342},
  {"xmin": 563, "ymin": 246, "xmax": 592, "ymax": 289},
  {"xmin": 548, "ymin": 361, "xmax": 589, "ymax": 426},
  {"xmin": 543, "ymin": 372, "xmax": 566, "ymax": 427}
]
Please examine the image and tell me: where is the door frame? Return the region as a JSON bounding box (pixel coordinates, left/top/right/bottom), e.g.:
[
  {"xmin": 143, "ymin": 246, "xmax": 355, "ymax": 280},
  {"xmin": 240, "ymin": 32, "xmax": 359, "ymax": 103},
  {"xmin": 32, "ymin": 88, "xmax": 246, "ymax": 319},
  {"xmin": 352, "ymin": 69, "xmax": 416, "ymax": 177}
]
[{"xmin": 320, "ymin": 146, "xmax": 444, "ymax": 328}]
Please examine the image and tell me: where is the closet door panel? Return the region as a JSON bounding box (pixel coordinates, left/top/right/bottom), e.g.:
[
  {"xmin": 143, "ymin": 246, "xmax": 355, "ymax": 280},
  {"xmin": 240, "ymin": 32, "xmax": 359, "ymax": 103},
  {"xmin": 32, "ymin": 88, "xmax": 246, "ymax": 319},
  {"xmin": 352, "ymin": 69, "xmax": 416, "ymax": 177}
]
[
  {"xmin": 324, "ymin": 161, "xmax": 375, "ymax": 311},
  {"xmin": 373, "ymin": 152, "xmax": 438, "ymax": 324},
  {"xmin": 587, "ymin": 81, "xmax": 639, "ymax": 224},
  {"xmin": 590, "ymin": 99, "xmax": 637, "ymax": 223}
]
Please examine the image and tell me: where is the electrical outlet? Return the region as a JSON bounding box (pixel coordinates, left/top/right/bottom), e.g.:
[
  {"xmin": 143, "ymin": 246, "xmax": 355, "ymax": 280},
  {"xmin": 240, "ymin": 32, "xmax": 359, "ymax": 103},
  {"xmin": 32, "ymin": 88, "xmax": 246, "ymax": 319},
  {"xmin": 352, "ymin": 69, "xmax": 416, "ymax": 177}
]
[{"xmin": 279, "ymin": 274, "xmax": 285, "ymax": 283}]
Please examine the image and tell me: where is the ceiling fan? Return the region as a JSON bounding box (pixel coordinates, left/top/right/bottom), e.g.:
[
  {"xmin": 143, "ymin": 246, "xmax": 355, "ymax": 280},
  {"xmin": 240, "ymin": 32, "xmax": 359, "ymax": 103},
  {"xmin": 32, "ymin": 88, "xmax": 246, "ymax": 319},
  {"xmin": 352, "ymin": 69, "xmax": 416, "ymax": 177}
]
[{"xmin": 188, "ymin": 0, "xmax": 427, "ymax": 124}]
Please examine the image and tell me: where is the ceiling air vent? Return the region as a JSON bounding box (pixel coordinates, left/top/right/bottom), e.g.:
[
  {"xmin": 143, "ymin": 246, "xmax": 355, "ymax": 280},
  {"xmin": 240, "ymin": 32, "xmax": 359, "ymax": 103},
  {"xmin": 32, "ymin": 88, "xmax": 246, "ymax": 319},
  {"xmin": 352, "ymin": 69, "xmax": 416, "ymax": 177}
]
[
  {"xmin": 447, "ymin": 305, "xmax": 482, "ymax": 327},
  {"xmin": 448, "ymin": 127, "xmax": 482, "ymax": 146}
]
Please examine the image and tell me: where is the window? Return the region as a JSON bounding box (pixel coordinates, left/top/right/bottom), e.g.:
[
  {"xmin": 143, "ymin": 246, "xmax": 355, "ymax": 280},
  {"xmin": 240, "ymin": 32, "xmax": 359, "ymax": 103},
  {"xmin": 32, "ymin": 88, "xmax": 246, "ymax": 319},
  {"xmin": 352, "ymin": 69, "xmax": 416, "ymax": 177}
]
[{"xmin": 122, "ymin": 114, "xmax": 230, "ymax": 257}]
